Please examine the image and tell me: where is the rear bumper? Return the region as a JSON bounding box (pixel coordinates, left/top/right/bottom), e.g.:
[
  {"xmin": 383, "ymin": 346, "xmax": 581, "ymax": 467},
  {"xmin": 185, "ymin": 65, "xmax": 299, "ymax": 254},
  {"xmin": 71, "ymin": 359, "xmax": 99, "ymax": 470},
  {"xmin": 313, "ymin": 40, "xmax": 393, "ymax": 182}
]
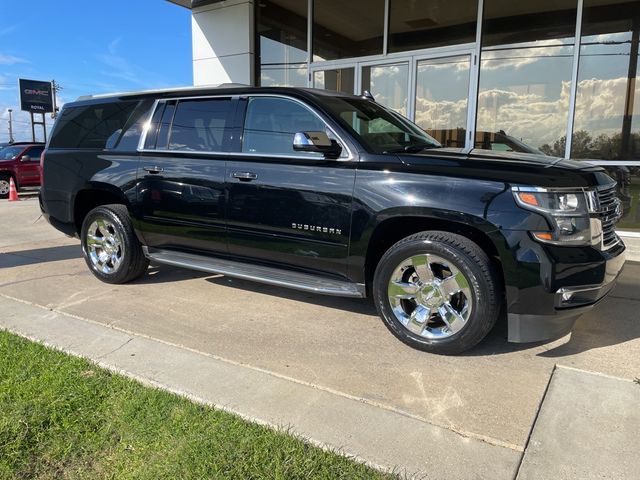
[
  {"xmin": 39, "ymin": 191, "xmax": 77, "ymax": 237},
  {"xmin": 506, "ymin": 238, "xmax": 626, "ymax": 343}
]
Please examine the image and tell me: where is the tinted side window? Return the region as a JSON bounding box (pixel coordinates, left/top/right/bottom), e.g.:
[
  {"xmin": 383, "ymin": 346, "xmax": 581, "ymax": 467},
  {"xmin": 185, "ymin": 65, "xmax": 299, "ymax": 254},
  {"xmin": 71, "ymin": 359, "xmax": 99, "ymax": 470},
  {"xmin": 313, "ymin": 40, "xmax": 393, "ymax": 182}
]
[
  {"xmin": 27, "ymin": 147, "xmax": 43, "ymax": 160},
  {"xmin": 115, "ymin": 99, "xmax": 156, "ymax": 151},
  {"xmin": 156, "ymin": 102, "xmax": 176, "ymax": 150},
  {"xmin": 50, "ymin": 101, "xmax": 138, "ymax": 149},
  {"xmin": 242, "ymin": 97, "xmax": 326, "ymax": 156},
  {"xmin": 169, "ymin": 98, "xmax": 232, "ymax": 152}
]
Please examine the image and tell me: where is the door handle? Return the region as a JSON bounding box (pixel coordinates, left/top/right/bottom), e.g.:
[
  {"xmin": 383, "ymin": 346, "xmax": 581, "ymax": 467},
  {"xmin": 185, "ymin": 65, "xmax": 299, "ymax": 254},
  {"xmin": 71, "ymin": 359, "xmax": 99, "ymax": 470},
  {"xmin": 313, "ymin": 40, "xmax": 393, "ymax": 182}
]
[
  {"xmin": 232, "ymin": 171, "xmax": 258, "ymax": 181},
  {"xmin": 143, "ymin": 166, "xmax": 164, "ymax": 174}
]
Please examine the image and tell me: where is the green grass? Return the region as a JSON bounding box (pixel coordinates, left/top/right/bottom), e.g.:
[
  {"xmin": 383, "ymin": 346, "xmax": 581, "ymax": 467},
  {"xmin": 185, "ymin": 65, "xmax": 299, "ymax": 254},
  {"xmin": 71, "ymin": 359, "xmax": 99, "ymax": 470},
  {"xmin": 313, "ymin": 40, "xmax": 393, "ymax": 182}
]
[{"xmin": 0, "ymin": 330, "xmax": 392, "ymax": 479}]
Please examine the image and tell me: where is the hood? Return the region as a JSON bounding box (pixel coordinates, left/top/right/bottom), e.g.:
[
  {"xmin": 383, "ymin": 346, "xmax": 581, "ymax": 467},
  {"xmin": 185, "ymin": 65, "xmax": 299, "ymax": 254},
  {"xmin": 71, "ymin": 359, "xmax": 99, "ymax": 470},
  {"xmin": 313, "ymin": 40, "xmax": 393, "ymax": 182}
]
[
  {"xmin": 465, "ymin": 149, "xmax": 604, "ymax": 171},
  {"xmin": 395, "ymin": 148, "xmax": 614, "ymax": 189}
]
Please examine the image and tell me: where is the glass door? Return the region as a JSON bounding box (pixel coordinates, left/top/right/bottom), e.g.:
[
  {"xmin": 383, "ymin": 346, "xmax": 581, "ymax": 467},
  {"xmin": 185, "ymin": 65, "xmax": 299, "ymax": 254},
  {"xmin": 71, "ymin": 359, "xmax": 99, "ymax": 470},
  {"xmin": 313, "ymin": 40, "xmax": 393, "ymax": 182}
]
[
  {"xmin": 312, "ymin": 67, "xmax": 355, "ymax": 94},
  {"xmin": 414, "ymin": 54, "xmax": 472, "ymax": 148},
  {"xmin": 360, "ymin": 62, "xmax": 410, "ymax": 116},
  {"xmin": 310, "ymin": 47, "xmax": 478, "ymax": 148}
]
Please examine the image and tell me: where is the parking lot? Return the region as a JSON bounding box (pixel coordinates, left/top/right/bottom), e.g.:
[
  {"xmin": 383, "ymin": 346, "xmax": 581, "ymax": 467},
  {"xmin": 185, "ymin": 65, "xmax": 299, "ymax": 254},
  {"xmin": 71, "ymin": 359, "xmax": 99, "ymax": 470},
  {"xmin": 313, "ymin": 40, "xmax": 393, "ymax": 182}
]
[{"xmin": 2, "ymin": 196, "xmax": 639, "ymax": 477}]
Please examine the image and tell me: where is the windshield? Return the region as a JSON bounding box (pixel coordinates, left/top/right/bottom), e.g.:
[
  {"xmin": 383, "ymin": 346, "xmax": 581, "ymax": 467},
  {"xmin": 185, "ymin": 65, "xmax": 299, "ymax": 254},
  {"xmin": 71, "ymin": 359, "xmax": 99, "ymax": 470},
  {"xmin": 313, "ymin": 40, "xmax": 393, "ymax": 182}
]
[
  {"xmin": 322, "ymin": 97, "xmax": 441, "ymax": 154},
  {"xmin": 0, "ymin": 146, "xmax": 24, "ymax": 161}
]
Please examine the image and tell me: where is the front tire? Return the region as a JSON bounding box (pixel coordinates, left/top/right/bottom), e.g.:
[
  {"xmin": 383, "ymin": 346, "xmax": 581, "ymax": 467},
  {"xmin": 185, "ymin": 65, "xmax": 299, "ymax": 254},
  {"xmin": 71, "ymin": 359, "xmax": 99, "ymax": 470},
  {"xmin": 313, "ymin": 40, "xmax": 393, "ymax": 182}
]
[
  {"xmin": 81, "ymin": 204, "xmax": 149, "ymax": 284},
  {"xmin": 373, "ymin": 231, "xmax": 501, "ymax": 354}
]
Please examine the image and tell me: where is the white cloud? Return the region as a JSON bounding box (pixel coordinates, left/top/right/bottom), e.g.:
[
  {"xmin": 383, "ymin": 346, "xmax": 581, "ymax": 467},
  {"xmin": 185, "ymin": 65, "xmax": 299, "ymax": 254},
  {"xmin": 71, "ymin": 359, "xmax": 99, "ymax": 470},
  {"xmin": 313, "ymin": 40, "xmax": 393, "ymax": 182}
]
[
  {"xmin": 0, "ymin": 54, "xmax": 28, "ymax": 65},
  {"xmin": 481, "ymin": 41, "xmax": 573, "ymax": 71},
  {"xmin": 0, "ymin": 24, "xmax": 20, "ymax": 36}
]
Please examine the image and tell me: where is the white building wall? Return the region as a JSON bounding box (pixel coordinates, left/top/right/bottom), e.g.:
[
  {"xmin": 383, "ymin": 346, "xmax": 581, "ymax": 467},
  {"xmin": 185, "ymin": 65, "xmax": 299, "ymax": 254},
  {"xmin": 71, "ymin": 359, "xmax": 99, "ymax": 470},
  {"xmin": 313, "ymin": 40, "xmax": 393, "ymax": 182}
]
[{"xmin": 191, "ymin": 0, "xmax": 254, "ymax": 86}]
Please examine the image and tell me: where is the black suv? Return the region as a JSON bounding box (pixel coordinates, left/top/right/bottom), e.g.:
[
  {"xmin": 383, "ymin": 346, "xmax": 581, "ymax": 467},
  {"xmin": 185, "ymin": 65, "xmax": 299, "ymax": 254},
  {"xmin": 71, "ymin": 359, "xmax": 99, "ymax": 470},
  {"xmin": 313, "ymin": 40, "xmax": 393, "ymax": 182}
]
[{"xmin": 40, "ymin": 86, "xmax": 626, "ymax": 354}]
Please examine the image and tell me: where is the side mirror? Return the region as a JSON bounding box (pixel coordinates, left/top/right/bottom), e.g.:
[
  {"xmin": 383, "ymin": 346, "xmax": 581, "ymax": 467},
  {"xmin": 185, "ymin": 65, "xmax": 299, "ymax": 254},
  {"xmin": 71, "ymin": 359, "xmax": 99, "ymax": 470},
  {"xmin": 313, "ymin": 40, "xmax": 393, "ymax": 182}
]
[
  {"xmin": 20, "ymin": 155, "xmax": 31, "ymax": 162},
  {"xmin": 293, "ymin": 131, "xmax": 342, "ymax": 159}
]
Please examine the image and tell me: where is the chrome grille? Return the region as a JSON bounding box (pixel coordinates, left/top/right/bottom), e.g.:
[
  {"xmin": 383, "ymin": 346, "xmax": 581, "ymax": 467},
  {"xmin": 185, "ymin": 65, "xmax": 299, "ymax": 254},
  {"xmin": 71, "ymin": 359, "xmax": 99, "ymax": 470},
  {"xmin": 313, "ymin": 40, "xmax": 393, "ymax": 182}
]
[{"xmin": 597, "ymin": 185, "xmax": 620, "ymax": 247}]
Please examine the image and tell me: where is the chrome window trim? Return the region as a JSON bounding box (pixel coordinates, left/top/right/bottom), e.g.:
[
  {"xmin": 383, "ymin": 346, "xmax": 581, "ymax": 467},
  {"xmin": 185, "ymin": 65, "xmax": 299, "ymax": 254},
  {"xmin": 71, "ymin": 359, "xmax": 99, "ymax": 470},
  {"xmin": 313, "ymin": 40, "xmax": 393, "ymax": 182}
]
[
  {"xmin": 564, "ymin": 0, "xmax": 584, "ymax": 159},
  {"xmin": 137, "ymin": 98, "xmax": 161, "ymax": 151},
  {"xmin": 137, "ymin": 93, "xmax": 355, "ymax": 162}
]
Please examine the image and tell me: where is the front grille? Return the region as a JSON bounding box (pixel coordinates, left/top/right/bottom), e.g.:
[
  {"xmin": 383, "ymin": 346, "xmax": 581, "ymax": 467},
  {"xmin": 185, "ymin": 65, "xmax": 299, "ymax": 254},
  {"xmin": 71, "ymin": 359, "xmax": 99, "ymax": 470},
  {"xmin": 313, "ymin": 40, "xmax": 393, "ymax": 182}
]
[{"xmin": 597, "ymin": 185, "xmax": 620, "ymax": 247}]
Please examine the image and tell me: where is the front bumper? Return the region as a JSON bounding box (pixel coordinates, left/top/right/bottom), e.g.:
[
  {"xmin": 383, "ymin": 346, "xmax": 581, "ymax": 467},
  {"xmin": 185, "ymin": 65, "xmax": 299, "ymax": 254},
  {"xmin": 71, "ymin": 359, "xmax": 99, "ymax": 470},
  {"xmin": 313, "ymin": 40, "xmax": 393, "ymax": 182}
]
[{"xmin": 504, "ymin": 233, "xmax": 626, "ymax": 343}]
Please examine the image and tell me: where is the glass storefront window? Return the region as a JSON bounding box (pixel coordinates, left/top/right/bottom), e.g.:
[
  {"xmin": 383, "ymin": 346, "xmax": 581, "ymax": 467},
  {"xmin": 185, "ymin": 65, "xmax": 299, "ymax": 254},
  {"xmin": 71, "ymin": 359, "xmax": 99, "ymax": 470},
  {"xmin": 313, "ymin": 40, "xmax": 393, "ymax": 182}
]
[
  {"xmin": 313, "ymin": 68, "xmax": 355, "ymax": 94},
  {"xmin": 388, "ymin": 0, "xmax": 477, "ymax": 54},
  {"xmin": 256, "ymin": 0, "xmax": 308, "ymax": 87},
  {"xmin": 599, "ymin": 167, "xmax": 640, "ymax": 230},
  {"xmin": 571, "ymin": 0, "xmax": 639, "ymax": 161},
  {"xmin": 361, "ymin": 63, "xmax": 409, "ymax": 115},
  {"xmin": 415, "ymin": 55, "xmax": 471, "ymax": 148},
  {"xmin": 476, "ymin": 0, "xmax": 578, "ymax": 152},
  {"xmin": 313, "ymin": 0, "xmax": 385, "ymax": 61}
]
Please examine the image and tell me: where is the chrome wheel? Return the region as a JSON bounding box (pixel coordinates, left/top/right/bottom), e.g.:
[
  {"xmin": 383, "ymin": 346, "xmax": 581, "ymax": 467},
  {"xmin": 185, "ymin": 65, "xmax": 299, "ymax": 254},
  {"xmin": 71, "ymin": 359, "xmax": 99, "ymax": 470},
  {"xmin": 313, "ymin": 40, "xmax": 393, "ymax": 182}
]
[
  {"xmin": 86, "ymin": 219, "xmax": 124, "ymax": 274},
  {"xmin": 388, "ymin": 254, "xmax": 473, "ymax": 339},
  {"xmin": 0, "ymin": 179, "xmax": 10, "ymax": 195}
]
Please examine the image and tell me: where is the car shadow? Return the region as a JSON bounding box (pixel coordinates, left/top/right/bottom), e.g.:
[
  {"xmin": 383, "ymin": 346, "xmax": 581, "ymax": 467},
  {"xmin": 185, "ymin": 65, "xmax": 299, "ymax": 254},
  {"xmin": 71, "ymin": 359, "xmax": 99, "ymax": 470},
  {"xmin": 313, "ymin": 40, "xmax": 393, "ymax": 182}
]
[
  {"xmin": 134, "ymin": 264, "xmax": 211, "ymax": 284},
  {"xmin": 0, "ymin": 244, "xmax": 82, "ymax": 268},
  {"xmin": 132, "ymin": 264, "xmax": 376, "ymax": 315},
  {"xmin": 138, "ymin": 262, "xmax": 639, "ymax": 356},
  {"xmin": 535, "ymin": 296, "xmax": 640, "ymax": 358},
  {"xmin": 203, "ymin": 275, "xmax": 378, "ymax": 316}
]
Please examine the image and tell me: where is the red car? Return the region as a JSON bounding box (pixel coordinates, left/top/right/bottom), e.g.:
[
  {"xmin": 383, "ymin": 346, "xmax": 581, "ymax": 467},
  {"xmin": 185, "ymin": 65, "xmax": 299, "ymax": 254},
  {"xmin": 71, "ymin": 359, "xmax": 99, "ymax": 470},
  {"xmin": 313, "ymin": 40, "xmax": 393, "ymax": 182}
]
[{"xmin": 0, "ymin": 142, "xmax": 44, "ymax": 199}]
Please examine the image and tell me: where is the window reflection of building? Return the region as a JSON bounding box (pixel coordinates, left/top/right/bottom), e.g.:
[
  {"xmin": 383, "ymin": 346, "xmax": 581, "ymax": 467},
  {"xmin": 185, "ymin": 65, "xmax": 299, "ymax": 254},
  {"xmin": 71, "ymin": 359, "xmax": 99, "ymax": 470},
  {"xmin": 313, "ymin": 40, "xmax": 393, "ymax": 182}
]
[
  {"xmin": 476, "ymin": 0, "xmax": 577, "ymax": 151},
  {"xmin": 388, "ymin": 0, "xmax": 477, "ymax": 53},
  {"xmin": 256, "ymin": 0, "xmax": 308, "ymax": 87},
  {"xmin": 414, "ymin": 55, "xmax": 470, "ymax": 146},
  {"xmin": 313, "ymin": 68, "xmax": 355, "ymax": 94},
  {"xmin": 250, "ymin": 0, "xmax": 640, "ymax": 231},
  {"xmin": 571, "ymin": 0, "xmax": 639, "ymax": 162},
  {"xmin": 361, "ymin": 63, "xmax": 409, "ymax": 116},
  {"xmin": 312, "ymin": 0, "xmax": 385, "ymax": 61}
]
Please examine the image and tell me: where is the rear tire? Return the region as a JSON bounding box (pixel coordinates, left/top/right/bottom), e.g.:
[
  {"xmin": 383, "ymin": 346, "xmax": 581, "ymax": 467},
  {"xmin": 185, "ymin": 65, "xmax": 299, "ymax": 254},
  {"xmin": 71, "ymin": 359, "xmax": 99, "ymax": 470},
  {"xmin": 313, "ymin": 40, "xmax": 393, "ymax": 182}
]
[
  {"xmin": 81, "ymin": 204, "xmax": 149, "ymax": 284},
  {"xmin": 373, "ymin": 231, "xmax": 501, "ymax": 354}
]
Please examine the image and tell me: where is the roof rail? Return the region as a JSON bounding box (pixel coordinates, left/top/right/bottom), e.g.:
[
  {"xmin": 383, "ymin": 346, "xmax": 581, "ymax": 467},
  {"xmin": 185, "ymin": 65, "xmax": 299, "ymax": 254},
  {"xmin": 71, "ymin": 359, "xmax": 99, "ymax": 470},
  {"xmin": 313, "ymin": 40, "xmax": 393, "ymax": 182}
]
[{"xmin": 75, "ymin": 83, "xmax": 250, "ymax": 101}]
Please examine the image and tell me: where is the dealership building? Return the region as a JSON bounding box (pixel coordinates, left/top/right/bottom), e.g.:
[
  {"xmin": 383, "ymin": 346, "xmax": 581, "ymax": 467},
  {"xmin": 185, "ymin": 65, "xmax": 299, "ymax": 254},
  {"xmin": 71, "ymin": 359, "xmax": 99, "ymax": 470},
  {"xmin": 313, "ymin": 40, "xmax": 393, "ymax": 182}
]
[{"xmin": 169, "ymin": 0, "xmax": 639, "ymax": 232}]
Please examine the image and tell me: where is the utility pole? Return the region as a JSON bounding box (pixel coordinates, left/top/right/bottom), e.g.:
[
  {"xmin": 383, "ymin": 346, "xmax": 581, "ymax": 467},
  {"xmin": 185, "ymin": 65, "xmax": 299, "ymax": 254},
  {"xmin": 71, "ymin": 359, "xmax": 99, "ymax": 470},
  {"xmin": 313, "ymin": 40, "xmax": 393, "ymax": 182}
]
[
  {"xmin": 51, "ymin": 79, "xmax": 62, "ymax": 119},
  {"xmin": 7, "ymin": 108, "xmax": 14, "ymax": 144}
]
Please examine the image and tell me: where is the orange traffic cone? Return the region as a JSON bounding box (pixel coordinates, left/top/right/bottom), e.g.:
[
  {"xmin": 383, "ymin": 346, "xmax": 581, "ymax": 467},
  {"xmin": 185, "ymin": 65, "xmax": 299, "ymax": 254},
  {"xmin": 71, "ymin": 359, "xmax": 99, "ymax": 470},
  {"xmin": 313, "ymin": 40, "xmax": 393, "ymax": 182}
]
[{"xmin": 8, "ymin": 177, "xmax": 20, "ymax": 202}]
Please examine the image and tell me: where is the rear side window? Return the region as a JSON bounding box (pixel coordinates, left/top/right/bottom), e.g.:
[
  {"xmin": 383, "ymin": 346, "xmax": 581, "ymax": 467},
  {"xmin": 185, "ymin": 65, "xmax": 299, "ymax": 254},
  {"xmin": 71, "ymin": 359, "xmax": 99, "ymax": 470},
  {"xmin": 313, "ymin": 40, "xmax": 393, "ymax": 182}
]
[
  {"xmin": 50, "ymin": 101, "xmax": 138, "ymax": 149},
  {"xmin": 168, "ymin": 98, "xmax": 232, "ymax": 152},
  {"xmin": 242, "ymin": 97, "xmax": 327, "ymax": 156}
]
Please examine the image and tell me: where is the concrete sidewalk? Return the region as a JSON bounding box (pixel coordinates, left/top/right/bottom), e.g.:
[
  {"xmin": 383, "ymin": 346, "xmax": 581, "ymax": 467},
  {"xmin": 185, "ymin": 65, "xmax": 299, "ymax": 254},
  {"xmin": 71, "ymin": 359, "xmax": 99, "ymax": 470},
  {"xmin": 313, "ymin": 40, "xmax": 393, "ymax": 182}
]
[
  {"xmin": 517, "ymin": 367, "xmax": 640, "ymax": 480},
  {"xmin": 3, "ymin": 292, "xmax": 640, "ymax": 479},
  {"xmin": 0, "ymin": 293, "xmax": 521, "ymax": 479}
]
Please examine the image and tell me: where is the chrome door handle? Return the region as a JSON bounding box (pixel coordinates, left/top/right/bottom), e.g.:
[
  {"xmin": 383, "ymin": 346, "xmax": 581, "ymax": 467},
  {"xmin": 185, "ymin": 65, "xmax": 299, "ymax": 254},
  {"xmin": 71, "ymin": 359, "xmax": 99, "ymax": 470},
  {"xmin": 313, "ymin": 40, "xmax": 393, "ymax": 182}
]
[
  {"xmin": 143, "ymin": 166, "xmax": 164, "ymax": 174},
  {"xmin": 232, "ymin": 171, "xmax": 258, "ymax": 181}
]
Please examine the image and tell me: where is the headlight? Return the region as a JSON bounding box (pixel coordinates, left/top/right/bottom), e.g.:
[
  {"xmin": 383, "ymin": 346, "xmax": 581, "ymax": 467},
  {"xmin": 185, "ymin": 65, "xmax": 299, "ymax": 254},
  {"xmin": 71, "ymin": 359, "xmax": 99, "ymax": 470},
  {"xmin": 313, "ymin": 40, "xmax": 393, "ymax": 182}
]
[{"xmin": 512, "ymin": 187, "xmax": 598, "ymax": 246}]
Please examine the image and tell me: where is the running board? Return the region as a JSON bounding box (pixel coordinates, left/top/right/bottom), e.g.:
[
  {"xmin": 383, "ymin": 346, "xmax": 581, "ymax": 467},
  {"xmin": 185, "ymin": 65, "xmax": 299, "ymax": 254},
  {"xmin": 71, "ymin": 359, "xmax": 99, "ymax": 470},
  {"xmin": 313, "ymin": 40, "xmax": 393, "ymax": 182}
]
[{"xmin": 143, "ymin": 247, "xmax": 366, "ymax": 298}]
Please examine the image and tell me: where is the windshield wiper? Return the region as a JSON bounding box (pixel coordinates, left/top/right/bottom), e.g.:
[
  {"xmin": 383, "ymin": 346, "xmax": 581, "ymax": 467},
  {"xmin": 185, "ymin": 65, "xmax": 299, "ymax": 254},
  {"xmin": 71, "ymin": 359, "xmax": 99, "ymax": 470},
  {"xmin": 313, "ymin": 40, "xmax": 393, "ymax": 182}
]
[{"xmin": 383, "ymin": 144, "xmax": 441, "ymax": 154}]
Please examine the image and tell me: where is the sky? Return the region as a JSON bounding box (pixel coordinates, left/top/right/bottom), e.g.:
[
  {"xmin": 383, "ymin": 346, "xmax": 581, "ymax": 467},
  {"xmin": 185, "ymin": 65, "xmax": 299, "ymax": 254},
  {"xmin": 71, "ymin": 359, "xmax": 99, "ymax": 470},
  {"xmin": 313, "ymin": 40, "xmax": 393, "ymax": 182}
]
[{"xmin": 0, "ymin": 0, "xmax": 192, "ymax": 143}]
